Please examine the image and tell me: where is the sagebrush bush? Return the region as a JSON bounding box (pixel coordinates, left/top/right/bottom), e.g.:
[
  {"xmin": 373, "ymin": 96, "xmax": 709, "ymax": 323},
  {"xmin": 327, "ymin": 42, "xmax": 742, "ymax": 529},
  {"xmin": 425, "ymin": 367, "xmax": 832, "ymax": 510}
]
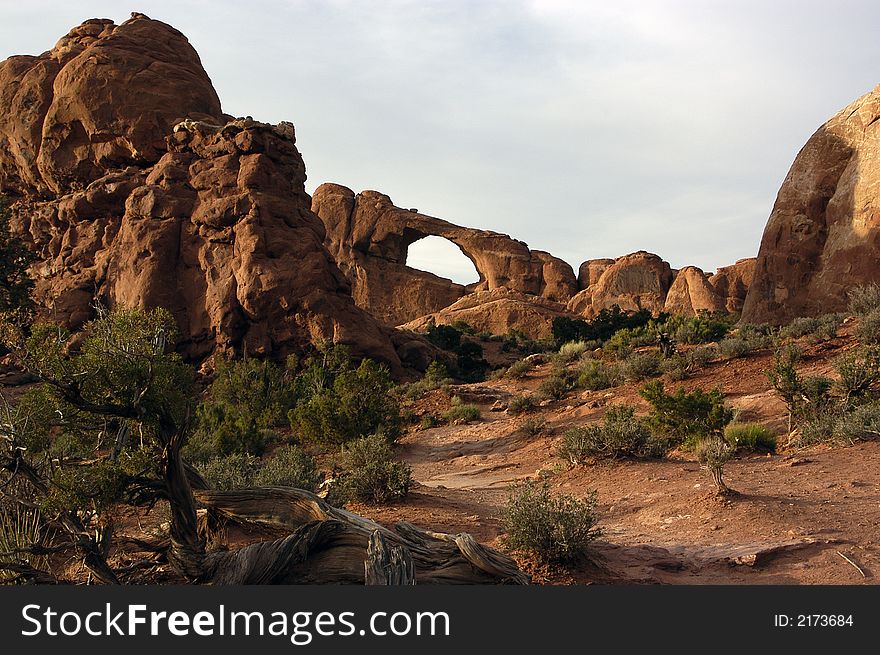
[
  {"xmin": 199, "ymin": 453, "xmax": 261, "ymax": 490},
  {"xmin": 501, "ymin": 481, "xmax": 601, "ymax": 564},
  {"xmin": 834, "ymin": 346, "xmax": 880, "ymax": 401},
  {"xmin": 520, "ymin": 416, "xmax": 546, "ymax": 436},
  {"xmin": 538, "ymin": 375, "xmax": 571, "ymax": 400},
  {"xmin": 254, "ymin": 445, "xmax": 321, "ymax": 491},
  {"xmin": 557, "ymin": 340, "xmax": 589, "ymax": 363},
  {"xmin": 419, "ymin": 414, "xmax": 440, "ymax": 429},
  {"xmin": 620, "ymin": 351, "xmax": 662, "ymax": 381},
  {"xmin": 717, "ymin": 337, "xmax": 753, "ymax": 358},
  {"xmin": 404, "ymin": 360, "xmax": 452, "ymax": 399},
  {"xmin": 662, "ymin": 354, "xmax": 690, "ymax": 381},
  {"xmin": 443, "ymin": 397, "xmax": 481, "ymax": 423},
  {"xmin": 724, "ymin": 423, "xmax": 777, "ymax": 453},
  {"xmin": 198, "ymin": 445, "xmax": 321, "ymax": 492},
  {"xmin": 848, "ymin": 283, "xmax": 880, "ymax": 316},
  {"xmin": 832, "ymin": 402, "xmax": 880, "ymax": 442},
  {"xmin": 558, "ymin": 405, "xmax": 664, "ymax": 463},
  {"xmin": 695, "ymin": 436, "xmax": 735, "ymax": 494},
  {"xmin": 779, "ymin": 314, "xmax": 842, "ymax": 343},
  {"xmin": 508, "ymin": 394, "xmax": 539, "ymax": 414},
  {"xmin": 688, "ymin": 344, "xmax": 719, "ymax": 368},
  {"xmin": 856, "ymin": 308, "xmax": 880, "ymax": 345},
  {"xmin": 337, "ymin": 434, "xmax": 412, "ymax": 504},
  {"xmin": 506, "ymin": 359, "xmax": 533, "ymax": 379},
  {"xmin": 576, "ymin": 360, "xmax": 621, "ymax": 390}
]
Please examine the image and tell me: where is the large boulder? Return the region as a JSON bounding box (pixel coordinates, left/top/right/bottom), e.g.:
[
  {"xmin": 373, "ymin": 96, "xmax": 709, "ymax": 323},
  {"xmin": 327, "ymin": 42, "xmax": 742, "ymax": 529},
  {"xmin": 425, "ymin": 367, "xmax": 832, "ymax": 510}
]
[
  {"xmin": 312, "ymin": 183, "xmax": 578, "ymax": 326},
  {"xmin": 567, "ymin": 251, "xmax": 673, "ymax": 318},
  {"xmin": 663, "ymin": 266, "xmax": 727, "ymax": 316},
  {"xmin": 400, "ymin": 289, "xmax": 570, "ymax": 340},
  {"xmin": 742, "ymin": 85, "xmax": 880, "ymax": 324},
  {"xmin": 0, "ymin": 15, "xmax": 419, "ymax": 372}
]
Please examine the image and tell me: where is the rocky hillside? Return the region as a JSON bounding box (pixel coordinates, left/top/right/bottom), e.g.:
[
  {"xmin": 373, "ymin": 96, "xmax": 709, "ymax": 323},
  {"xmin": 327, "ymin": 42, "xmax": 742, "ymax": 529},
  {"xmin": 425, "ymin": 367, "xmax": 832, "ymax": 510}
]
[{"xmin": 0, "ymin": 14, "xmax": 433, "ymax": 372}]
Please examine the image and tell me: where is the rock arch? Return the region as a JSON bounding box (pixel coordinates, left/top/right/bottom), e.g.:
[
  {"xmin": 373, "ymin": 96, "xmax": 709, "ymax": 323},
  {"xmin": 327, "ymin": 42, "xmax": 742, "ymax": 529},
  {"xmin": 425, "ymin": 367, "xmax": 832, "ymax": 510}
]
[
  {"xmin": 405, "ymin": 235, "xmax": 481, "ymax": 285},
  {"xmin": 312, "ymin": 183, "xmax": 577, "ymax": 326}
]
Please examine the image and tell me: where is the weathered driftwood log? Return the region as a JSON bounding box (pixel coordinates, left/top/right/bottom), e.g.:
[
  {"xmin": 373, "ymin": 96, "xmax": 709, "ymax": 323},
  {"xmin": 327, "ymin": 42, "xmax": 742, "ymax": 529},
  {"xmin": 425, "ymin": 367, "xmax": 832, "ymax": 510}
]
[
  {"xmin": 194, "ymin": 486, "xmax": 529, "ymax": 585},
  {"xmin": 365, "ymin": 530, "xmax": 415, "ymax": 585}
]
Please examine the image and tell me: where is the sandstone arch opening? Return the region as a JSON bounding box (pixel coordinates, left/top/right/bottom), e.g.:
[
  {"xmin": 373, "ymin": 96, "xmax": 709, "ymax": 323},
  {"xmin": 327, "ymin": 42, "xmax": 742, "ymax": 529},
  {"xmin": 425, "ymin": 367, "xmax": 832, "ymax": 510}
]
[{"xmin": 406, "ymin": 235, "xmax": 480, "ymax": 285}]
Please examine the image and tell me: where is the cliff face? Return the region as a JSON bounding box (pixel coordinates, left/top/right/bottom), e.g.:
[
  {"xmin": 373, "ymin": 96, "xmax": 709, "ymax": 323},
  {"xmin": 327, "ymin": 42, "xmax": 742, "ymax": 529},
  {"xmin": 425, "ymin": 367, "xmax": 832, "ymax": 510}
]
[
  {"xmin": 0, "ymin": 15, "xmax": 423, "ymax": 371},
  {"xmin": 743, "ymin": 85, "xmax": 880, "ymax": 324}
]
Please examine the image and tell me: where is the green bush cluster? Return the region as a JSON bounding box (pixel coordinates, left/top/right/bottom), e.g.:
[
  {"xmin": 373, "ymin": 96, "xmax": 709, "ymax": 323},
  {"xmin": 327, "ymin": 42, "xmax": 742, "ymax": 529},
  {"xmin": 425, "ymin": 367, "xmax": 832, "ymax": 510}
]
[
  {"xmin": 639, "ymin": 379, "xmax": 733, "ymax": 449},
  {"xmin": 501, "ymin": 481, "xmax": 601, "ymax": 564},
  {"xmin": 558, "ymin": 406, "xmax": 665, "ymax": 463},
  {"xmin": 724, "ymin": 423, "xmax": 777, "ymax": 453},
  {"xmin": 198, "ymin": 445, "xmax": 322, "ymax": 492},
  {"xmin": 442, "ymin": 397, "xmax": 481, "ymax": 423},
  {"xmin": 336, "ymin": 434, "xmax": 412, "ymax": 504}
]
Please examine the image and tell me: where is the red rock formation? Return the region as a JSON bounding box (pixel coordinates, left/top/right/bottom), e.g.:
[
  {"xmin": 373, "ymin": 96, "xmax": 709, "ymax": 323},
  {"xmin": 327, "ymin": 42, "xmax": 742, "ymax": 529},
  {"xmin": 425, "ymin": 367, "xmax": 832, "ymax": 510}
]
[
  {"xmin": 400, "ymin": 289, "xmax": 570, "ymax": 340},
  {"xmin": 709, "ymin": 257, "xmax": 755, "ymax": 314},
  {"xmin": 663, "ymin": 266, "xmax": 727, "ymax": 316},
  {"xmin": 577, "ymin": 258, "xmax": 615, "ymax": 290},
  {"xmin": 0, "ymin": 15, "xmax": 423, "ymax": 372},
  {"xmin": 312, "ymin": 184, "xmax": 578, "ymax": 327},
  {"xmin": 742, "ymin": 85, "xmax": 880, "ymax": 324},
  {"xmin": 567, "ymin": 251, "xmax": 673, "ymax": 318}
]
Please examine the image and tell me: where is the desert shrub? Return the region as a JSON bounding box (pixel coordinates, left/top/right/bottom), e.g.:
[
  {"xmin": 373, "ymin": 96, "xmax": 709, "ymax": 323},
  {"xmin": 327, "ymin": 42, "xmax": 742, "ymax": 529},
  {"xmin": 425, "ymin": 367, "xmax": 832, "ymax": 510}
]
[
  {"xmin": 520, "ymin": 416, "xmax": 547, "ymax": 436},
  {"xmin": 576, "ymin": 360, "xmax": 621, "ymax": 390},
  {"xmin": 501, "ymin": 481, "xmax": 601, "ymax": 564},
  {"xmin": 717, "ymin": 337, "xmax": 752, "ymax": 359},
  {"xmin": 834, "ymin": 346, "xmax": 880, "ymax": 401},
  {"xmin": 192, "ymin": 357, "xmax": 295, "ymax": 457},
  {"xmin": 688, "ymin": 344, "xmax": 719, "ymax": 368},
  {"xmin": 538, "ymin": 375, "xmax": 571, "ymax": 400},
  {"xmin": 199, "ymin": 453, "xmax": 261, "ymax": 491},
  {"xmin": 662, "ymin": 354, "xmax": 690, "ymax": 381},
  {"xmin": 695, "ymin": 436, "xmax": 736, "ymax": 494},
  {"xmin": 337, "ymin": 434, "xmax": 412, "ymax": 504},
  {"xmin": 558, "ymin": 406, "xmax": 664, "ymax": 463},
  {"xmin": 832, "ymin": 402, "xmax": 880, "ymax": 442},
  {"xmin": 443, "ymin": 397, "xmax": 481, "ymax": 423},
  {"xmin": 639, "ymin": 379, "xmax": 733, "ymax": 449},
  {"xmin": 0, "ymin": 497, "xmax": 44, "ymax": 582},
  {"xmin": 425, "ymin": 323, "xmax": 462, "ymax": 350},
  {"xmin": 449, "ymin": 320, "xmax": 476, "ymax": 335},
  {"xmin": 508, "ymin": 394, "xmax": 539, "ymax": 414},
  {"xmin": 191, "ymin": 402, "xmax": 268, "ymax": 458},
  {"xmin": 856, "ymin": 308, "xmax": 880, "ymax": 345},
  {"xmin": 724, "ymin": 423, "xmax": 777, "ymax": 453},
  {"xmin": 0, "ymin": 195, "xmax": 35, "ymax": 313},
  {"xmin": 506, "ymin": 359, "xmax": 533, "ymax": 379},
  {"xmin": 848, "ymin": 283, "xmax": 880, "ymax": 316},
  {"xmin": 290, "ymin": 358, "xmax": 403, "ymax": 445},
  {"xmin": 404, "ymin": 360, "xmax": 452, "ymax": 399},
  {"xmin": 419, "ymin": 414, "xmax": 441, "ymax": 429},
  {"xmin": 603, "ymin": 330, "xmax": 633, "ymax": 359},
  {"xmin": 552, "ymin": 306, "xmax": 655, "ymax": 347},
  {"xmin": 780, "ymin": 314, "xmax": 842, "ymax": 343},
  {"xmin": 620, "ymin": 351, "xmax": 662, "ymax": 381},
  {"xmin": 455, "ymin": 340, "xmax": 488, "ymax": 382},
  {"xmin": 669, "ymin": 311, "xmax": 734, "ymax": 344},
  {"xmin": 254, "ymin": 445, "xmax": 321, "ymax": 491},
  {"xmin": 557, "ymin": 340, "xmax": 589, "ymax": 363}
]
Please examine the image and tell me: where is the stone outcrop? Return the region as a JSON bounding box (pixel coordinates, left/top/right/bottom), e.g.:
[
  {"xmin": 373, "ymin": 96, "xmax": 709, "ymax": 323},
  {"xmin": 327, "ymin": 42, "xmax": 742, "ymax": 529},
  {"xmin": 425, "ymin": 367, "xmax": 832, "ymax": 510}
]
[
  {"xmin": 742, "ymin": 84, "xmax": 880, "ymax": 324},
  {"xmin": 577, "ymin": 258, "xmax": 615, "ymax": 290},
  {"xmin": 0, "ymin": 15, "xmax": 426, "ymax": 372},
  {"xmin": 567, "ymin": 251, "xmax": 674, "ymax": 318},
  {"xmin": 663, "ymin": 266, "xmax": 727, "ymax": 316},
  {"xmin": 400, "ymin": 289, "xmax": 570, "ymax": 340},
  {"xmin": 569, "ymin": 252, "xmax": 756, "ymax": 319},
  {"xmin": 709, "ymin": 257, "xmax": 756, "ymax": 314},
  {"xmin": 312, "ymin": 184, "xmax": 578, "ymax": 326}
]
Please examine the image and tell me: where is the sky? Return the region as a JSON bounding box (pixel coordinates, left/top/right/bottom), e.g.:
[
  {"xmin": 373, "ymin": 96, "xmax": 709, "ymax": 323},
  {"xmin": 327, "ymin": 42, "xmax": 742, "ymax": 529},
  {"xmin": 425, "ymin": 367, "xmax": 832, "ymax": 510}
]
[{"xmin": 2, "ymin": 1, "xmax": 880, "ymax": 284}]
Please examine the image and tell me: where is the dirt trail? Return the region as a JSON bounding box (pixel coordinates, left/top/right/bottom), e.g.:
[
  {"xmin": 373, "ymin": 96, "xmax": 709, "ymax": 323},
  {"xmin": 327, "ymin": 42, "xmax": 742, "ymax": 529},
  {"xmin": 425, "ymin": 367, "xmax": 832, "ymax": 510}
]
[{"xmin": 358, "ymin": 329, "xmax": 880, "ymax": 584}]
